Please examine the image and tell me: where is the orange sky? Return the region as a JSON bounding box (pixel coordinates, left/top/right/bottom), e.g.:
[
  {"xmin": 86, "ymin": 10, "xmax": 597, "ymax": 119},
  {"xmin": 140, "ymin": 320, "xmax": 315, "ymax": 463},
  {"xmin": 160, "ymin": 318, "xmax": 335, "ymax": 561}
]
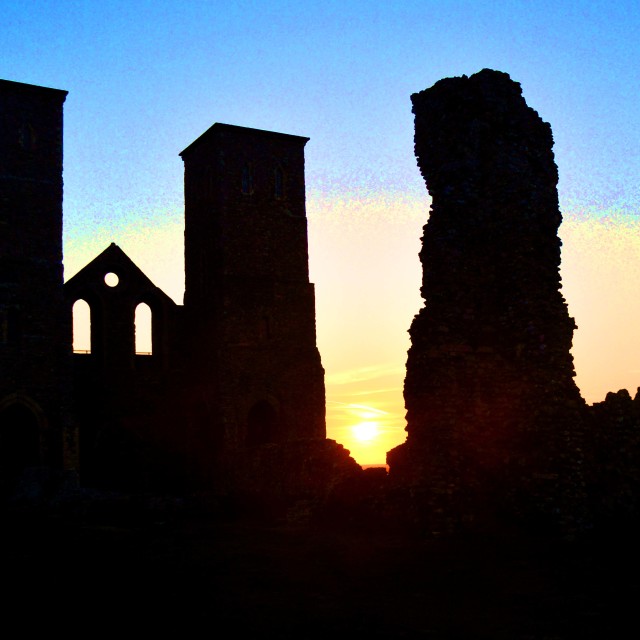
[
  {"xmin": 68, "ymin": 193, "xmax": 640, "ymax": 466},
  {"xmin": 15, "ymin": 2, "xmax": 637, "ymax": 467}
]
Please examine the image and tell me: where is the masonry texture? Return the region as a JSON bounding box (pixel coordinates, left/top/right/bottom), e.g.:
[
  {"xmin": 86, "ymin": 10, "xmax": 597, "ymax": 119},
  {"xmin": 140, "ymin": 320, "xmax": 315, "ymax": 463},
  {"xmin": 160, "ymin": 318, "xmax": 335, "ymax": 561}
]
[
  {"xmin": 180, "ymin": 125, "xmax": 326, "ymax": 487},
  {"xmin": 388, "ymin": 70, "xmax": 588, "ymax": 531},
  {"xmin": 64, "ymin": 243, "xmax": 183, "ymax": 489},
  {"xmin": 62, "ymin": 123, "xmax": 337, "ymax": 492},
  {"xmin": 4, "ymin": 74, "xmax": 640, "ymax": 529},
  {"xmin": 587, "ymin": 388, "xmax": 640, "ymax": 524},
  {"xmin": 1, "ymin": 79, "xmax": 360, "ymax": 499},
  {"xmin": 0, "ymin": 80, "xmax": 75, "ymax": 496}
]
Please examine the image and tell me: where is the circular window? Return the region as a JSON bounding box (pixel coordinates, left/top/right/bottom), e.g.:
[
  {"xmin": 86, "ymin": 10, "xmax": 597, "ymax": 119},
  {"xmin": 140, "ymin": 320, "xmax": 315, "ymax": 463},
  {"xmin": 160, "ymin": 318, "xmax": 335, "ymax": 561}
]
[{"xmin": 104, "ymin": 272, "xmax": 119, "ymax": 287}]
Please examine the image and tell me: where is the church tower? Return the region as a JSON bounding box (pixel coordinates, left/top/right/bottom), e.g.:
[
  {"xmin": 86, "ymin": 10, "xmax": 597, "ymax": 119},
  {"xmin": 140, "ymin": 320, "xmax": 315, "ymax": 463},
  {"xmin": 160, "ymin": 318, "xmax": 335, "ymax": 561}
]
[
  {"xmin": 0, "ymin": 80, "xmax": 75, "ymax": 487},
  {"xmin": 180, "ymin": 124, "xmax": 325, "ymax": 462}
]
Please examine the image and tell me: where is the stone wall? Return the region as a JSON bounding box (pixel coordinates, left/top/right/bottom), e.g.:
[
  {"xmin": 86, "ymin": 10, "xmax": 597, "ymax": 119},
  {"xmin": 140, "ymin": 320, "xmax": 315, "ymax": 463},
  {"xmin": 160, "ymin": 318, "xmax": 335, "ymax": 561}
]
[
  {"xmin": 587, "ymin": 388, "xmax": 640, "ymax": 525},
  {"xmin": 180, "ymin": 124, "xmax": 326, "ymax": 481},
  {"xmin": 64, "ymin": 243, "xmax": 183, "ymax": 490},
  {"xmin": 388, "ymin": 70, "xmax": 588, "ymax": 532},
  {"xmin": 0, "ymin": 80, "xmax": 76, "ymax": 495}
]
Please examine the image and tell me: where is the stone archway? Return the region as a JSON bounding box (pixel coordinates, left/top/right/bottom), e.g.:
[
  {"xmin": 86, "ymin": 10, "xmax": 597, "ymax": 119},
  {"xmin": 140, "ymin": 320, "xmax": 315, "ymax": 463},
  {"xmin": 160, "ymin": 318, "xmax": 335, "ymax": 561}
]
[{"xmin": 247, "ymin": 400, "xmax": 279, "ymax": 447}]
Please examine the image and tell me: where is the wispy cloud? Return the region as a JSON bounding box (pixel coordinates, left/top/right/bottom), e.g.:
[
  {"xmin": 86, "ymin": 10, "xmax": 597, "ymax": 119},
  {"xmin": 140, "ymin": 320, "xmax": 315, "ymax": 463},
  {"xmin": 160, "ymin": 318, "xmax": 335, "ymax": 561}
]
[
  {"xmin": 327, "ymin": 401, "xmax": 389, "ymax": 415},
  {"xmin": 325, "ymin": 363, "xmax": 405, "ymax": 386},
  {"xmin": 343, "ymin": 386, "xmax": 402, "ymax": 397}
]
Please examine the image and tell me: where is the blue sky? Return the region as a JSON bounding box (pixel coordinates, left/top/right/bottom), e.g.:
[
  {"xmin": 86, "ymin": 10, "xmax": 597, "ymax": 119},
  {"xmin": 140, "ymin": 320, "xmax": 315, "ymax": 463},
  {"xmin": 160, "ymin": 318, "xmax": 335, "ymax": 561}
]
[
  {"xmin": 4, "ymin": 1, "xmax": 640, "ymax": 462},
  {"xmin": 5, "ymin": 1, "xmax": 639, "ymax": 230}
]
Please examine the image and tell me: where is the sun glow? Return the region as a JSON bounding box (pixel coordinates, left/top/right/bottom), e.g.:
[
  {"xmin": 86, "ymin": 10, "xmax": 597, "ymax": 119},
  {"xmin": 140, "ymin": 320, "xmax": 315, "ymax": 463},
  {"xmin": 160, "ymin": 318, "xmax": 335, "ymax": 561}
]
[
  {"xmin": 324, "ymin": 393, "xmax": 403, "ymax": 465},
  {"xmin": 352, "ymin": 421, "xmax": 379, "ymax": 442}
]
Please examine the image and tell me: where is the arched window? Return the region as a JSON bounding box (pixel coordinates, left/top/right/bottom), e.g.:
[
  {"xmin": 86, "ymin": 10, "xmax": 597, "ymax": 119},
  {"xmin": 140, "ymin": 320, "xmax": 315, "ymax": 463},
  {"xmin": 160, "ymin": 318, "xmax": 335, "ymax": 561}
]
[
  {"xmin": 18, "ymin": 123, "xmax": 37, "ymax": 151},
  {"xmin": 247, "ymin": 400, "xmax": 279, "ymax": 446},
  {"xmin": 241, "ymin": 164, "xmax": 253, "ymax": 195},
  {"xmin": 135, "ymin": 303, "xmax": 152, "ymax": 355},
  {"xmin": 72, "ymin": 299, "xmax": 91, "ymax": 353},
  {"xmin": 206, "ymin": 165, "xmax": 214, "ymax": 196},
  {"xmin": 274, "ymin": 166, "xmax": 284, "ymax": 198}
]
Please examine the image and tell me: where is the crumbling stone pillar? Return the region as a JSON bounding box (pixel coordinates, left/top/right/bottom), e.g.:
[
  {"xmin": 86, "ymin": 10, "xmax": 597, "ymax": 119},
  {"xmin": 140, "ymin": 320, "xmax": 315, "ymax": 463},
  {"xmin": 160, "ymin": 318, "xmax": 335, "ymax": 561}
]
[{"xmin": 388, "ymin": 69, "xmax": 587, "ymax": 531}]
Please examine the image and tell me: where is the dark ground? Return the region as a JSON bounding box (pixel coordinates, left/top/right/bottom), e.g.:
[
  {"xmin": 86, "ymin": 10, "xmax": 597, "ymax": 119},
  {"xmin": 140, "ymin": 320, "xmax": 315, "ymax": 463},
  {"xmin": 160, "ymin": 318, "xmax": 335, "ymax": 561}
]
[{"xmin": 2, "ymin": 499, "xmax": 639, "ymax": 638}]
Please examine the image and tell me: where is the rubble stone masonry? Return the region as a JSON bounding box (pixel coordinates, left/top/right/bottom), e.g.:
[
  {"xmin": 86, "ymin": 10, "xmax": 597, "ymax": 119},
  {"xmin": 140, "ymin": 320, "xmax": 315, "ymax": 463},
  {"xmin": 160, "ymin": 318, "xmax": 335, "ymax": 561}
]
[{"xmin": 388, "ymin": 70, "xmax": 588, "ymax": 531}]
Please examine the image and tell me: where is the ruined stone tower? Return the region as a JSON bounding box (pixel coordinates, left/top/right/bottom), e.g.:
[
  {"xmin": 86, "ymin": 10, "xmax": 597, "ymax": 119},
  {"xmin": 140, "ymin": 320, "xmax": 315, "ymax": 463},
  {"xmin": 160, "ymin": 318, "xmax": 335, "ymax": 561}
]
[
  {"xmin": 0, "ymin": 80, "xmax": 75, "ymax": 489},
  {"xmin": 0, "ymin": 80, "xmax": 354, "ymax": 495},
  {"xmin": 180, "ymin": 124, "xmax": 325, "ymax": 475},
  {"xmin": 388, "ymin": 70, "xmax": 587, "ymax": 529}
]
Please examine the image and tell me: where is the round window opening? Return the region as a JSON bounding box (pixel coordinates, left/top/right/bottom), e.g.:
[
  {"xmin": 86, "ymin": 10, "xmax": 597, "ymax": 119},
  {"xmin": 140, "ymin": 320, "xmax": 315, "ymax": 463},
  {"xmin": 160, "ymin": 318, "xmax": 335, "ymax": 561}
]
[{"xmin": 104, "ymin": 272, "xmax": 119, "ymax": 287}]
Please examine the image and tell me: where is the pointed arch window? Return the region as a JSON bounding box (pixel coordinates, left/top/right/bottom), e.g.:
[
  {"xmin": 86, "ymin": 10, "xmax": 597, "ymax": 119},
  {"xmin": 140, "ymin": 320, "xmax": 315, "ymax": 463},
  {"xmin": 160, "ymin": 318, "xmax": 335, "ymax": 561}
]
[
  {"xmin": 274, "ymin": 166, "xmax": 284, "ymax": 198},
  {"xmin": 135, "ymin": 302, "xmax": 153, "ymax": 355},
  {"xmin": 18, "ymin": 123, "xmax": 37, "ymax": 151},
  {"xmin": 72, "ymin": 299, "xmax": 91, "ymax": 353},
  {"xmin": 241, "ymin": 164, "xmax": 253, "ymax": 195}
]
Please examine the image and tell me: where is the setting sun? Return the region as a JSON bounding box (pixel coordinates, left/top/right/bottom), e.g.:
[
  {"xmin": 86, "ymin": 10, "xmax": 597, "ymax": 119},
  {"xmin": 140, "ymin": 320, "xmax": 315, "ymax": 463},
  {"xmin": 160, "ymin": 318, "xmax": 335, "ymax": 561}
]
[
  {"xmin": 352, "ymin": 421, "xmax": 379, "ymax": 442},
  {"xmin": 324, "ymin": 398, "xmax": 400, "ymax": 465}
]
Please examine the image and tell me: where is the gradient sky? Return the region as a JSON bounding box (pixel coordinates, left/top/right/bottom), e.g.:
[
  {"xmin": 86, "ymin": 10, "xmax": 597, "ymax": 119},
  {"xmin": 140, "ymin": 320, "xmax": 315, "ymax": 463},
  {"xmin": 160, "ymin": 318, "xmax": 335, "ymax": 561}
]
[{"xmin": 3, "ymin": 1, "xmax": 640, "ymax": 464}]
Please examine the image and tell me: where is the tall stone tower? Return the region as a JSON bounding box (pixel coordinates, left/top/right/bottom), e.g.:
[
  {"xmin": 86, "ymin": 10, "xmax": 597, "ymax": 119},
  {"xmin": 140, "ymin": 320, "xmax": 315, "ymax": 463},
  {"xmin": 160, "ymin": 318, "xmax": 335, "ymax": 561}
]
[
  {"xmin": 0, "ymin": 80, "xmax": 74, "ymax": 488},
  {"xmin": 180, "ymin": 124, "xmax": 325, "ymax": 474},
  {"xmin": 388, "ymin": 70, "xmax": 587, "ymax": 530}
]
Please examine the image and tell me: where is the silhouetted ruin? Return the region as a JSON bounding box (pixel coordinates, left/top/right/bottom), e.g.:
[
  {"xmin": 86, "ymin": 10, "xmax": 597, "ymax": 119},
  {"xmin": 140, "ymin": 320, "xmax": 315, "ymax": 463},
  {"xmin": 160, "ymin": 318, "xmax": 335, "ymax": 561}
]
[
  {"xmin": 1, "ymin": 79, "xmax": 359, "ymax": 501},
  {"xmin": 588, "ymin": 388, "xmax": 640, "ymax": 525},
  {"xmin": 64, "ymin": 242, "xmax": 183, "ymax": 490},
  {"xmin": 0, "ymin": 80, "xmax": 76, "ymax": 497},
  {"xmin": 2, "ymin": 73, "xmax": 640, "ymax": 534},
  {"xmin": 388, "ymin": 70, "xmax": 589, "ymax": 531}
]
